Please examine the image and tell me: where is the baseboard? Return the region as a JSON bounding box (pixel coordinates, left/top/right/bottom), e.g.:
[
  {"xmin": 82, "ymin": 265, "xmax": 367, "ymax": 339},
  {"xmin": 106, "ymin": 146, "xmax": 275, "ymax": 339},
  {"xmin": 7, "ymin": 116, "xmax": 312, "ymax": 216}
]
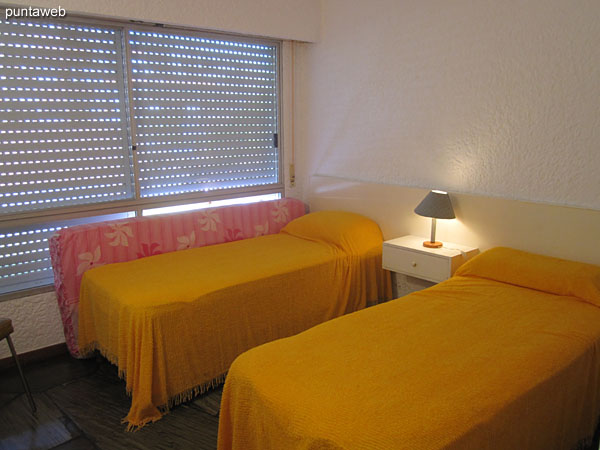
[{"xmin": 0, "ymin": 342, "xmax": 69, "ymax": 372}]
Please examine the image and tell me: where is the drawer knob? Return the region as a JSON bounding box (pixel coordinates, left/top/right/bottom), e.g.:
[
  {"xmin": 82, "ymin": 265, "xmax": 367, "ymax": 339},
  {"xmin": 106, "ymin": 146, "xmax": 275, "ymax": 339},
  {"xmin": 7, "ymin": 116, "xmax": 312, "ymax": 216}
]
[{"xmin": 411, "ymin": 261, "xmax": 417, "ymax": 267}]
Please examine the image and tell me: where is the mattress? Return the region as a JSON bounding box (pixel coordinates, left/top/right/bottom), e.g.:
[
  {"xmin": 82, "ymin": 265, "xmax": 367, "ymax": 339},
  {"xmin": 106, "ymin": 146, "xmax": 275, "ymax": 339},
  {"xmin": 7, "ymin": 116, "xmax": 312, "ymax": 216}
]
[
  {"xmin": 218, "ymin": 247, "xmax": 600, "ymax": 449},
  {"xmin": 77, "ymin": 211, "xmax": 392, "ymax": 429}
]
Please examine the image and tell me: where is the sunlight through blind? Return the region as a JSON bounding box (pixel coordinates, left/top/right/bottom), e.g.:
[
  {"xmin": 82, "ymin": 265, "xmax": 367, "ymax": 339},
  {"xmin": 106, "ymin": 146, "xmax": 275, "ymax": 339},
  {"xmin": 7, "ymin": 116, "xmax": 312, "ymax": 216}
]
[
  {"xmin": 0, "ymin": 212, "xmax": 132, "ymax": 294},
  {"xmin": 0, "ymin": 19, "xmax": 134, "ymax": 215},
  {"xmin": 1, "ymin": 18, "xmax": 282, "ymax": 296},
  {"xmin": 129, "ymin": 30, "xmax": 279, "ymax": 198}
]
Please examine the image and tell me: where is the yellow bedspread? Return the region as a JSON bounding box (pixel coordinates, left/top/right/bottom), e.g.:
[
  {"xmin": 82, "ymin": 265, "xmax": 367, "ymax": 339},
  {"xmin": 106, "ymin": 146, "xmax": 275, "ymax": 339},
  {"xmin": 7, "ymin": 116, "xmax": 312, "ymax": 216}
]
[
  {"xmin": 218, "ymin": 248, "xmax": 600, "ymax": 449},
  {"xmin": 78, "ymin": 211, "xmax": 391, "ymax": 429}
]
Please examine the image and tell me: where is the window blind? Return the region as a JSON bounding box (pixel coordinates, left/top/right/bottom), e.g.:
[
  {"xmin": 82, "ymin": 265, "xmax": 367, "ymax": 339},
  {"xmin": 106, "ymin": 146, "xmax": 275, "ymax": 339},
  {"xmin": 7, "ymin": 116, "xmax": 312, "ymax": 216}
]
[
  {"xmin": 0, "ymin": 19, "xmax": 134, "ymax": 215},
  {"xmin": 128, "ymin": 30, "xmax": 280, "ymax": 198},
  {"xmin": 0, "ymin": 212, "xmax": 132, "ymax": 295},
  {"xmin": 0, "ymin": 16, "xmax": 282, "ymax": 296}
]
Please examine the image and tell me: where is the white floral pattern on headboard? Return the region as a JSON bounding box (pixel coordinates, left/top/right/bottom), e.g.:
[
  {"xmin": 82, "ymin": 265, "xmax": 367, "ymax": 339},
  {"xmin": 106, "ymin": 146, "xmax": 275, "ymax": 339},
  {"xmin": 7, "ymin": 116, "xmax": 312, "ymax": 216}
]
[{"xmin": 49, "ymin": 198, "xmax": 306, "ymax": 357}]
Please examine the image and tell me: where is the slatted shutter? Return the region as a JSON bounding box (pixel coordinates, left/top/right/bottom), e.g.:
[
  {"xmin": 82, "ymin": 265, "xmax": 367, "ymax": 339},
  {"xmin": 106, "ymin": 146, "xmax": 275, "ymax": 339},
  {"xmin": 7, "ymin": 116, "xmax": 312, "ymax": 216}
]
[
  {"xmin": 0, "ymin": 19, "xmax": 134, "ymax": 215},
  {"xmin": 128, "ymin": 29, "xmax": 280, "ymax": 198},
  {"xmin": 0, "ymin": 17, "xmax": 282, "ymax": 296},
  {"xmin": 0, "ymin": 212, "xmax": 132, "ymax": 294},
  {"xmin": 0, "ymin": 18, "xmax": 134, "ymax": 294}
]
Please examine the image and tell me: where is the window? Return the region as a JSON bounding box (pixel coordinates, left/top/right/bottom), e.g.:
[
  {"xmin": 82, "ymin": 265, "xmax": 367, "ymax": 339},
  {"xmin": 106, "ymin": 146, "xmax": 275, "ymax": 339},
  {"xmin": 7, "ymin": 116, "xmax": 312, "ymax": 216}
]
[
  {"xmin": 142, "ymin": 193, "xmax": 281, "ymax": 217},
  {"xmin": 0, "ymin": 213, "xmax": 134, "ymax": 295},
  {"xmin": 0, "ymin": 20, "xmax": 134, "ymax": 214},
  {"xmin": 0, "ymin": 16, "xmax": 282, "ymax": 296},
  {"xmin": 129, "ymin": 30, "xmax": 280, "ymax": 198}
]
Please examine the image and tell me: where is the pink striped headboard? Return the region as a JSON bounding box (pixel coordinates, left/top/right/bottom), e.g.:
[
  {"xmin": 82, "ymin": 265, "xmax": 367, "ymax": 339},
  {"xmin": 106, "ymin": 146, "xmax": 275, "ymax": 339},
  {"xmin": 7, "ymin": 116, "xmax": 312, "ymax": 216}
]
[{"xmin": 49, "ymin": 198, "xmax": 306, "ymax": 357}]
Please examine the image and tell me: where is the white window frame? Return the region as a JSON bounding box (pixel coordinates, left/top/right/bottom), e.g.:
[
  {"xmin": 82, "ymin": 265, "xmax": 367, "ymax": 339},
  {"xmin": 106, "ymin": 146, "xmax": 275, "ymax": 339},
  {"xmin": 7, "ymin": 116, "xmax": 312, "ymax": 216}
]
[{"xmin": 0, "ymin": 12, "xmax": 284, "ymax": 299}]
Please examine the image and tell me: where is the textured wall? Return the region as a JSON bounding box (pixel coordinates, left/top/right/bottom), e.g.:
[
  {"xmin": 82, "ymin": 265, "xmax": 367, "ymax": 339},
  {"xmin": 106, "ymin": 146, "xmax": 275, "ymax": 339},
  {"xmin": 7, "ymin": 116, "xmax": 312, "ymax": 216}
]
[
  {"xmin": 5, "ymin": 0, "xmax": 320, "ymax": 42},
  {"xmin": 295, "ymin": 0, "xmax": 600, "ymax": 210},
  {"xmin": 0, "ymin": 291, "xmax": 64, "ymax": 359}
]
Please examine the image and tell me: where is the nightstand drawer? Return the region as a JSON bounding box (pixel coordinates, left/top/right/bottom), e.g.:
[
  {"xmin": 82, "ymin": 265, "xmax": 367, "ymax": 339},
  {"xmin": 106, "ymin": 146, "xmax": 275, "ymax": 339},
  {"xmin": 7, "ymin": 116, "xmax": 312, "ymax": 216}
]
[{"xmin": 383, "ymin": 247, "xmax": 449, "ymax": 282}]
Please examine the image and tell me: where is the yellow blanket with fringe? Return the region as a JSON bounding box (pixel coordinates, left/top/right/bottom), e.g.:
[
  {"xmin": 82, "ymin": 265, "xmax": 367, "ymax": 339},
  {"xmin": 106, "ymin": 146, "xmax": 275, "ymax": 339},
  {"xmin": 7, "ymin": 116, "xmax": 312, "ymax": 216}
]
[
  {"xmin": 78, "ymin": 211, "xmax": 391, "ymax": 430},
  {"xmin": 218, "ymin": 248, "xmax": 600, "ymax": 449}
]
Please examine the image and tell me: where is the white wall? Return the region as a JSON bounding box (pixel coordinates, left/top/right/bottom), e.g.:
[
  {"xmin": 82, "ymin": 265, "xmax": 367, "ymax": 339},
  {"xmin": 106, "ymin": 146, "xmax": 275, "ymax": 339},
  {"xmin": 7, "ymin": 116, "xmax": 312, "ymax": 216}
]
[
  {"xmin": 4, "ymin": 0, "xmax": 320, "ymax": 42},
  {"xmin": 295, "ymin": 0, "xmax": 600, "ymax": 210},
  {"xmin": 0, "ymin": 291, "xmax": 64, "ymax": 359},
  {"xmin": 308, "ymin": 175, "xmax": 600, "ymax": 266}
]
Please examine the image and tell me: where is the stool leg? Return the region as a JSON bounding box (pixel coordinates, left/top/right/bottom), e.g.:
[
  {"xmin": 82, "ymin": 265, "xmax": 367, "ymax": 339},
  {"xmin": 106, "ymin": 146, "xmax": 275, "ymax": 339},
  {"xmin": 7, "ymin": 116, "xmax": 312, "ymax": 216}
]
[{"xmin": 6, "ymin": 335, "xmax": 36, "ymax": 413}]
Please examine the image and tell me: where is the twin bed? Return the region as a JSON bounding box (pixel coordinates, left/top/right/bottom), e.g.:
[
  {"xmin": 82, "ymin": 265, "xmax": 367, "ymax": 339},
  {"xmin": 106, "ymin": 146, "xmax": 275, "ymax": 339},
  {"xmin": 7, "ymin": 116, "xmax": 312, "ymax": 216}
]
[
  {"xmin": 76, "ymin": 210, "xmax": 391, "ymax": 429},
  {"xmin": 218, "ymin": 247, "xmax": 600, "ymax": 449},
  {"xmin": 64, "ymin": 200, "xmax": 600, "ymax": 447}
]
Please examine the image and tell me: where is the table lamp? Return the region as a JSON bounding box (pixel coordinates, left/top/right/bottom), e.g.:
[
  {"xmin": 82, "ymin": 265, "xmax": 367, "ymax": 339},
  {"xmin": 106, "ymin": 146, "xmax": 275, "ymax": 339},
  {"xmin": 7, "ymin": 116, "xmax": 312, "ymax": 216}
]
[{"xmin": 414, "ymin": 190, "xmax": 455, "ymax": 248}]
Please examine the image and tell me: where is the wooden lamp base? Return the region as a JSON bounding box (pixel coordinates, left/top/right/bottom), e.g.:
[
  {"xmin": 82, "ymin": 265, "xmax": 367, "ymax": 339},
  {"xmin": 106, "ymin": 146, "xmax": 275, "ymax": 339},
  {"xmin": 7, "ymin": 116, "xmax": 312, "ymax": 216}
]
[{"xmin": 423, "ymin": 241, "xmax": 443, "ymax": 248}]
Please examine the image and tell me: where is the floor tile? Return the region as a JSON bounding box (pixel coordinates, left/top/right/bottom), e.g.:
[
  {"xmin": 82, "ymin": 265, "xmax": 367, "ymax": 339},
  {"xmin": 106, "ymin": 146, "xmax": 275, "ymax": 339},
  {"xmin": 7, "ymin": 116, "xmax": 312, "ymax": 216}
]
[
  {"xmin": 46, "ymin": 369, "xmax": 219, "ymax": 450},
  {"xmin": 191, "ymin": 387, "xmax": 223, "ymax": 417},
  {"xmin": 0, "ymin": 354, "xmax": 98, "ymax": 394},
  {"xmin": 52, "ymin": 436, "xmax": 97, "ymax": 450},
  {"xmin": 0, "ymin": 393, "xmax": 77, "ymax": 450}
]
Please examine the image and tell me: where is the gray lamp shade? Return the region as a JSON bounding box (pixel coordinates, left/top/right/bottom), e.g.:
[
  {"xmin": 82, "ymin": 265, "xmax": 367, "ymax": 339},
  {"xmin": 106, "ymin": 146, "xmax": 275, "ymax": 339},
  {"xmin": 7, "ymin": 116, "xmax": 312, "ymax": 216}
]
[{"xmin": 414, "ymin": 190, "xmax": 455, "ymax": 219}]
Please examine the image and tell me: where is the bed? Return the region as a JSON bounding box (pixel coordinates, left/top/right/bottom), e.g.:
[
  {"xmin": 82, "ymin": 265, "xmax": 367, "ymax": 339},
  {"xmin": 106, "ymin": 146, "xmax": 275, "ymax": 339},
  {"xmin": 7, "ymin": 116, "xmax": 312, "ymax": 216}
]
[
  {"xmin": 77, "ymin": 210, "xmax": 392, "ymax": 429},
  {"xmin": 218, "ymin": 247, "xmax": 600, "ymax": 449},
  {"xmin": 50, "ymin": 198, "xmax": 307, "ymax": 358}
]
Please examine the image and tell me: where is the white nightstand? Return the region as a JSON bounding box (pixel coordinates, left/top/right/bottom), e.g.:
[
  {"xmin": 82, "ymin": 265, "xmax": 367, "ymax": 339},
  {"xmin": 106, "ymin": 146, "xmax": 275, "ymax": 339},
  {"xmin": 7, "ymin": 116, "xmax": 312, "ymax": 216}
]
[{"xmin": 383, "ymin": 235, "xmax": 479, "ymax": 297}]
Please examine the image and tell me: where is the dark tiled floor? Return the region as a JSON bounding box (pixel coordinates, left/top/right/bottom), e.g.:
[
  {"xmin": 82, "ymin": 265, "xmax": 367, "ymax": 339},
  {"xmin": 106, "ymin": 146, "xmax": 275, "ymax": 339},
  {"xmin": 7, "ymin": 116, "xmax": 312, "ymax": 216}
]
[{"xmin": 0, "ymin": 353, "xmax": 221, "ymax": 450}]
